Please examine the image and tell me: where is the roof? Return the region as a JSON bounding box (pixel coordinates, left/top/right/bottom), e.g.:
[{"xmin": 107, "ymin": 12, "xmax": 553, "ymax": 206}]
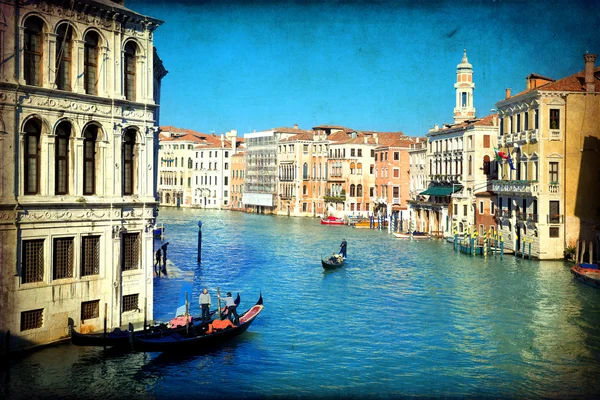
[
  {"xmin": 420, "ymin": 185, "xmax": 463, "ymax": 196},
  {"xmin": 511, "ymin": 66, "xmax": 600, "ymax": 98},
  {"xmin": 429, "ymin": 114, "xmax": 498, "ymax": 135},
  {"xmin": 272, "ymin": 127, "xmax": 311, "ymax": 134},
  {"xmin": 83, "ymin": 0, "xmax": 164, "ymax": 25}
]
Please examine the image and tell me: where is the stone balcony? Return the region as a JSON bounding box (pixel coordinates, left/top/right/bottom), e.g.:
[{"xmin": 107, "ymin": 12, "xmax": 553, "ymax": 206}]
[{"xmin": 492, "ymin": 180, "xmax": 539, "ymax": 196}]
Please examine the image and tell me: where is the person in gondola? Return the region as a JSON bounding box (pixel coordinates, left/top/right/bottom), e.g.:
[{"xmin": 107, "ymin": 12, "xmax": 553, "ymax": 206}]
[
  {"xmin": 199, "ymin": 288, "xmax": 211, "ymax": 322},
  {"xmin": 219, "ymin": 292, "xmax": 239, "ymax": 325},
  {"xmin": 340, "ymin": 238, "xmax": 347, "ymax": 259}
]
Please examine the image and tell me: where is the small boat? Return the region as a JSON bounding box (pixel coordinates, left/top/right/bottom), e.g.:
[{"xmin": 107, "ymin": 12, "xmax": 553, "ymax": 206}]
[
  {"xmin": 571, "ymin": 263, "xmax": 600, "ymax": 288},
  {"xmin": 131, "ymin": 294, "xmax": 264, "ymax": 353},
  {"xmin": 320, "ymin": 215, "xmax": 345, "ymax": 225},
  {"xmin": 393, "ymin": 231, "xmax": 429, "ymax": 240},
  {"xmin": 322, "ymin": 253, "xmax": 345, "ymax": 269},
  {"xmin": 70, "ymin": 293, "xmax": 240, "ymax": 347}
]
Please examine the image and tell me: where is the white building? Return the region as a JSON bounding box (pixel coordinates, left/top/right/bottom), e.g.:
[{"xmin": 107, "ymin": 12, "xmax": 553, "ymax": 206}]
[{"xmin": 0, "ymin": 0, "xmax": 165, "ymax": 350}]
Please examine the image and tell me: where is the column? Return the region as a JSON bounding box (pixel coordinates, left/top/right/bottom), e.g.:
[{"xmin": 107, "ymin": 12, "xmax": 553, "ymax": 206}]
[
  {"xmin": 74, "ymin": 136, "xmax": 84, "ymax": 195},
  {"xmin": 43, "ymin": 134, "xmax": 56, "ymax": 196},
  {"xmin": 74, "ymin": 39, "xmax": 86, "ymax": 94},
  {"xmin": 45, "ymin": 33, "xmax": 57, "ymax": 89}
]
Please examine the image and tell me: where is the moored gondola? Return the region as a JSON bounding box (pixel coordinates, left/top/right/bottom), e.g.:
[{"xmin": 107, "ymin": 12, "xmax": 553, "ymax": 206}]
[
  {"xmin": 322, "ymin": 253, "xmax": 344, "ymax": 270},
  {"xmin": 131, "ymin": 294, "xmax": 264, "ymax": 353}
]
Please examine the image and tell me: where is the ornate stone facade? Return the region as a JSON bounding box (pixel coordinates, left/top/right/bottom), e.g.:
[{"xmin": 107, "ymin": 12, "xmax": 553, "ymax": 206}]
[{"xmin": 0, "ymin": 0, "xmax": 165, "ymax": 350}]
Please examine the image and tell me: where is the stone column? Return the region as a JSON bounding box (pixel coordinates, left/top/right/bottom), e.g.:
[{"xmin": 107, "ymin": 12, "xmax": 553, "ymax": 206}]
[
  {"xmin": 45, "ymin": 33, "xmax": 57, "ymax": 89},
  {"xmin": 74, "ymin": 136, "xmax": 84, "ymax": 195},
  {"xmin": 99, "ymin": 45, "xmax": 109, "ymax": 97},
  {"xmin": 43, "ymin": 134, "xmax": 56, "ymax": 196},
  {"xmin": 74, "ymin": 39, "xmax": 86, "ymax": 94}
]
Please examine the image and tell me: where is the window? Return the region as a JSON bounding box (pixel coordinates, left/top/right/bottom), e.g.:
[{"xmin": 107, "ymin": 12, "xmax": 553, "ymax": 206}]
[
  {"xmin": 549, "ymin": 201, "xmax": 560, "ymax": 223},
  {"xmin": 374, "ymin": 153, "xmax": 378, "ymax": 161},
  {"xmin": 55, "ymin": 121, "xmax": 71, "ymax": 195},
  {"xmin": 393, "ymin": 169, "xmax": 399, "ymax": 178},
  {"xmin": 461, "ymin": 92, "xmax": 467, "ymax": 107},
  {"xmin": 123, "ymin": 129, "xmax": 136, "ymax": 195},
  {"xmin": 225, "ymin": 163, "xmax": 229, "ymax": 170},
  {"xmin": 303, "ymin": 185, "xmax": 307, "ymax": 195},
  {"xmin": 351, "ymin": 149, "xmax": 356, "ymax": 157},
  {"xmin": 124, "ymin": 42, "xmax": 137, "ymax": 101},
  {"xmin": 81, "ymin": 236, "xmax": 100, "ymax": 276},
  {"xmin": 490, "ymin": 200, "xmax": 495, "ymax": 215},
  {"xmin": 371, "ymin": 150, "xmax": 375, "ymax": 157},
  {"xmin": 24, "ymin": 119, "xmax": 41, "ymax": 194},
  {"xmin": 483, "ymin": 155, "xmax": 491, "ymax": 175},
  {"xmin": 357, "ymin": 149, "xmax": 362, "ymax": 157},
  {"xmin": 350, "ymin": 184, "xmax": 356, "ymax": 197},
  {"xmin": 500, "ymin": 118, "xmax": 504, "ymax": 136},
  {"xmin": 81, "ymin": 300, "xmax": 100, "ymax": 321},
  {"xmin": 516, "ymin": 114, "xmax": 521, "ymax": 132},
  {"xmin": 357, "ymin": 184, "xmax": 363, "ymax": 197},
  {"xmin": 224, "ymin": 177, "xmax": 228, "ymax": 185},
  {"xmin": 303, "ymin": 163, "xmax": 308, "ymax": 179},
  {"xmin": 534, "ymin": 109, "xmax": 539, "ymax": 129},
  {"xmin": 21, "ymin": 309, "xmax": 43, "ymax": 331},
  {"xmin": 187, "ymin": 177, "xmax": 191, "ymax": 187},
  {"xmin": 303, "ymin": 144, "xmax": 308, "ymax": 153},
  {"xmin": 479, "ymin": 201, "xmax": 484, "ymax": 214},
  {"xmin": 53, "ymin": 237, "xmax": 74, "ymax": 280},
  {"xmin": 549, "ymin": 226, "xmax": 559, "ymax": 238},
  {"xmin": 24, "ymin": 17, "xmax": 43, "ymax": 86},
  {"xmin": 22, "ymin": 239, "xmax": 44, "ymax": 283},
  {"xmin": 468, "ymin": 156, "xmax": 472, "ymax": 175},
  {"xmin": 454, "ymin": 204, "xmax": 458, "ymax": 215},
  {"xmin": 122, "ymin": 233, "xmax": 140, "ymax": 271},
  {"xmin": 463, "ymin": 205, "xmax": 467, "ymax": 216},
  {"xmin": 549, "ymin": 109, "xmax": 560, "ymax": 129},
  {"xmin": 369, "ymin": 187, "xmax": 374, "ymax": 197},
  {"xmin": 225, "ymin": 151, "xmax": 229, "ymax": 158},
  {"xmin": 188, "ymin": 158, "xmax": 193, "ymax": 169},
  {"xmin": 483, "ymin": 135, "xmax": 490, "ymax": 148},
  {"xmin": 524, "ymin": 111, "xmax": 529, "ymax": 131},
  {"xmin": 393, "ymin": 186, "xmax": 399, "ymax": 198},
  {"xmin": 56, "ymin": 24, "xmax": 73, "ymax": 91},
  {"xmin": 123, "ymin": 294, "xmax": 139, "ymax": 312},
  {"xmin": 83, "ymin": 125, "xmax": 98, "ymax": 195},
  {"xmin": 549, "ymin": 162, "xmax": 559, "ymax": 183},
  {"xmin": 302, "ymin": 203, "xmax": 307, "ymax": 212}
]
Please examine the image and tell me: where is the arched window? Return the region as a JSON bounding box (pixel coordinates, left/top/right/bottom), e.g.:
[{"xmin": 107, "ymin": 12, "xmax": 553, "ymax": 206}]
[
  {"xmin": 188, "ymin": 158, "xmax": 193, "ymax": 169},
  {"xmin": 483, "ymin": 155, "xmax": 491, "ymax": 175},
  {"xmin": 350, "ymin": 162, "xmax": 356, "ymax": 175},
  {"xmin": 84, "ymin": 31, "xmax": 99, "ymax": 95},
  {"xmin": 55, "ymin": 121, "xmax": 71, "ymax": 194},
  {"xmin": 24, "ymin": 119, "xmax": 42, "ymax": 194},
  {"xmin": 122, "ymin": 129, "xmax": 136, "ymax": 195},
  {"xmin": 124, "ymin": 41, "xmax": 137, "ymax": 101},
  {"xmin": 350, "ymin": 184, "xmax": 356, "ymax": 197},
  {"xmin": 303, "ymin": 185, "xmax": 307, "ymax": 195},
  {"xmin": 357, "ymin": 184, "xmax": 363, "ymax": 197},
  {"xmin": 56, "ymin": 24, "xmax": 74, "ymax": 91},
  {"xmin": 24, "ymin": 17, "xmax": 44, "ymax": 86},
  {"xmin": 83, "ymin": 125, "xmax": 98, "ymax": 195},
  {"xmin": 303, "ymin": 163, "xmax": 308, "ymax": 179}
]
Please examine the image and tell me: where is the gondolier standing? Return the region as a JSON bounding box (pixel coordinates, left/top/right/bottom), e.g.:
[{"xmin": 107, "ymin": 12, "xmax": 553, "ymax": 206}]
[
  {"xmin": 340, "ymin": 238, "xmax": 347, "ymax": 259},
  {"xmin": 199, "ymin": 288, "xmax": 211, "ymax": 321},
  {"xmin": 219, "ymin": 292, "xmax": 239, "ymax": 325}
]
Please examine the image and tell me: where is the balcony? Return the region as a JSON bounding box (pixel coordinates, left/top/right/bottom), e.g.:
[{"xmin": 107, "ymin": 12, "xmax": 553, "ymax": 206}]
[
  {"xmin": 547, "ymin": 214, "xmax": 563, "ymax": 224},
  {"xmin": 529, "ymin": 129, "xmax": 538, "ymax": 142},
  {"xmin": 549, "ymin": 129, "xmax": 562, "ymax": 141},
  {"xmin": 492, "ymin": 180, "xmax": 539, "ymax": 195},
  {"xmin": 518, "ymin": 131, "xmax": 527, "ymax": 142},
  {"xmin": 323, "ymin": 195, "xmax": 346, "ymax": 203},
  {"xmin": 548, "ymin": 183, "xmax": 560, "ymax": 194},
  {"xmin": 392, "ymin": 197, "xmax": 400, "ymax": 205}
]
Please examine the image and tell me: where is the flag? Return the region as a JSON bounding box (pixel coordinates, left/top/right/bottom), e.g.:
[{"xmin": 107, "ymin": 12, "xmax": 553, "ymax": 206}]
[
  {"xmin": 494, "ymin": 148, "xmax": 509, "ymax": 161},
  {"xmin": 508, "ymin": 155, "xmax": 516, "ymax": 170}
]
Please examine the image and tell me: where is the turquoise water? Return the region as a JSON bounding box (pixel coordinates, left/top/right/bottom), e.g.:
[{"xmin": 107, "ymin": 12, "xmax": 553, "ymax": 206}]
[{"xmin": 2, "ymin": 208, "xmax": 600, "ymax": 399}]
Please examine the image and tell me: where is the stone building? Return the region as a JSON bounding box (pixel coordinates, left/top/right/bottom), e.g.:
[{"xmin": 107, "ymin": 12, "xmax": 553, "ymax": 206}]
[
  {"xmin": 0, "ymin": 0, "xmax": 165, "ymax": 350},
  {"xmin": 493, "ymin": 53, "xmax": 600, "ymax": 260}
]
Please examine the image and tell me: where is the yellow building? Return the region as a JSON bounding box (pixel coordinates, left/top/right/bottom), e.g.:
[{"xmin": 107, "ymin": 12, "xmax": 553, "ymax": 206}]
[{"xmin": 493, "ymin": 54, "xmax": 600, "ymax": 260}]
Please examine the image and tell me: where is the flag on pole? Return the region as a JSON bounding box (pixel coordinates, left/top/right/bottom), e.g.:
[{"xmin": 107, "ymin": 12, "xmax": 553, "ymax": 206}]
[{"xmin": 507, "ymin": 154, "xmax": 516, "ymax": 170}]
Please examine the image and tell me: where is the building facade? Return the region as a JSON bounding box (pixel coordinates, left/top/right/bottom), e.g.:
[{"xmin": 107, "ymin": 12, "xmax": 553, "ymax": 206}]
[
  {"xmin": 493, "ymin": 54, "xmax": 600, "ymax": 259},
  {"xmin": 0, "ymin": 0, "xmax": 165, "ymax": 350}
]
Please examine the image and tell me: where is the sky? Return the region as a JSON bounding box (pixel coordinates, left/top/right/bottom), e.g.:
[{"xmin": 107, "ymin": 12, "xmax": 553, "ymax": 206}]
[{"xmin": 129, "ymin": 0, "xmax": 599, "ymax": 137}]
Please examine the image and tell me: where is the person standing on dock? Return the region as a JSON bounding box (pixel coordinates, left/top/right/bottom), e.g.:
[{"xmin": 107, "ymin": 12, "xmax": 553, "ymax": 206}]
[
  {"xmin": 154, "ymin": 248, "xmax": 162, "ymax": 272},
  {"xmin": 199, "ymin": 288, "xmax": 212, "ymax": 322},
  {"xmin": 161, "ymin": 242, "xmax": 169, "ymax": 270},
  {"xmin": 340, "ymin": 238, "xmax": 347, "ymax": 259}
]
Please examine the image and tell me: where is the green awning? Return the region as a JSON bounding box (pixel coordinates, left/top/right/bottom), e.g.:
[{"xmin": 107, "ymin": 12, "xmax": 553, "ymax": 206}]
[{"xmin": 419, "ymin": 185, "xmax": 462, "ymax": 196}]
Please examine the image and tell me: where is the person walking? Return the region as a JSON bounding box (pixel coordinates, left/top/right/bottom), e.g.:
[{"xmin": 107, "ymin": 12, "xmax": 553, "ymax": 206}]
[
  {"xmin": 340, "ymin": 238, "xmax": 347, "ymax": 259},
  {"xmin": 218, "ymin": 292, "xmax": 239, "ymax": 325},
  {"xmin": 161, "ymin": 242, "xmax": 169, "ymax": 266},
  {"xmin": 199, "ymin": 288, "xmax": 212, "ymax": 322}
]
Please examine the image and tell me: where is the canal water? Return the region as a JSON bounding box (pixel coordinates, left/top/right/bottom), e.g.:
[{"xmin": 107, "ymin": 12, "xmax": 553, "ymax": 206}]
[{"xmin": 2, "ymin": 208, "xmax": 600, "ymax": 399}]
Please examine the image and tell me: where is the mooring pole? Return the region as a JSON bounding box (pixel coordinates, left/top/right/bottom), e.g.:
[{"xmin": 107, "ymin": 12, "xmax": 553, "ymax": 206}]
[
  {"xmin": 197, "ymin": 220, "xmax": 203, "ymax": 263},
  {"xmin": 103, "ymin": 303, "xmax": 107, "ymax": 352},
  {"xmin": 217, "ymin": 286, "xmax": 222, "ymax": 320}
]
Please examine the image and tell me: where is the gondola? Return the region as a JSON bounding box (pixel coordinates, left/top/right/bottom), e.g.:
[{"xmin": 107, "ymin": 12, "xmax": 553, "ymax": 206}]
[
  {"xmin": 571, "ymin": 263, "xmax": 600, "ymax": 288},
  {"xmin": 130, "ymin": 294, "xmax": 264, "ymax": 353},
  {"xmin": 322, "ymin": 253, "xmax": 345, "ymax": 270},
  {"xmin": 69, "ymin": 293, "xmax": 241, "ymax": 347}
]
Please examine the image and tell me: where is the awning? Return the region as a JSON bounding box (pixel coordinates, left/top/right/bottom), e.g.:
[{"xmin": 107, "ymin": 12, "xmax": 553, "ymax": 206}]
[{"xmin": 419, "ymin": 185, "xmax": 463, "ymax": 196}]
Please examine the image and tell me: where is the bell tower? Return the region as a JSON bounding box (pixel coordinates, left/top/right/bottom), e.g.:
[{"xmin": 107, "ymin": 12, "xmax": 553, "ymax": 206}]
[{"xmin": 453, "ymin": 49, "xmax": 476, "ymax": 123}]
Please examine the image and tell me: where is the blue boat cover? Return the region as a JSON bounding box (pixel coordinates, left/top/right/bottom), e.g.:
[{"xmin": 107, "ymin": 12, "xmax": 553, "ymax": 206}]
[{"xmin": 580, "ymin": 263, "xmax": 599, "ymax": 270}]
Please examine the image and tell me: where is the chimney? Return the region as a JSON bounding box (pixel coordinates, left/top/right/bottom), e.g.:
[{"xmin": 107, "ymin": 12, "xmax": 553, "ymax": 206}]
[
  {"xmin": 293, "ymin": 124, "xmax": 298, "ymax": 129},
  {"xmin": 220, "ymin": 133, "xmax": 224, "ymax": 148},
  {"xmin": 584, "ymin": 53, "xmax": 597, "ymax": 92},
  {"xmin": 505, "ymin": 88, "xmax": 511, "ymax": 99}
]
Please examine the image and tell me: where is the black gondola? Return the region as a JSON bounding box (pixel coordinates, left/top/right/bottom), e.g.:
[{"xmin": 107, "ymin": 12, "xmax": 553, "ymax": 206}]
[
  {"xmin": 130, "ymin": 294, "xmax": 264, "ymax": 353},
  {"xmin": 322, "ymin": 253, "xmax": 345, "ymax": 269},
  {"xmin": 69, "ymin": 293, "xmax": 240, "ymax": 347}
]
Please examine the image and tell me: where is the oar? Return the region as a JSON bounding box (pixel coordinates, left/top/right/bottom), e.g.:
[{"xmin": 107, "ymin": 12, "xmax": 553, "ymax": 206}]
[{"xmin": 217, "ymin": 286, "xmax": 222, "ymax": 320}]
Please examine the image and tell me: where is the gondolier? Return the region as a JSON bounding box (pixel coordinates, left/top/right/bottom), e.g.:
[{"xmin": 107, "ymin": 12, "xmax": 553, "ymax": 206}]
[
  {"xmin": 219, "ymin": 292, "xmax": 240, "ymax": 325},
  {"xmin": 340, "ymin": 238, "xmax": 347, "ymax": 258}
]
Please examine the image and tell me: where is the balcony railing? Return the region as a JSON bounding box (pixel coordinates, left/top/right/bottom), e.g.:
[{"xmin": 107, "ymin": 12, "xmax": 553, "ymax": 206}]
[
  {"xmin": 492, "ymin": 180, "xmax": 539, "ymax": 195},
  {"xmin": 548, "ymin": 183, "xmax": 560, "ymax": 194},
  {"xmin": 547, "ymin": 214, "xmax": 563, "ymax": 224},
  {"xmin": 323, "ymin": 195, "xmax": 346, "ymax": 203},
  {"xmin": 392, "ymin": 197, "xmax": 400, "ymax": 205},
  {"xmin": 549, "ymin": 129, "xmax": 561, "ymax": 141},
  {"xmin": 529, "ymin": 129, "xmax": 538, "ymax": 142}
]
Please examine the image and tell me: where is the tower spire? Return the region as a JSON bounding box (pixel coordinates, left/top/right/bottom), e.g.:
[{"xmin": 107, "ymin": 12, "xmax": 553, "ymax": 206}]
[{"xmin": 453, "ymin": 49, "xmax": 475, "ymax": 124}]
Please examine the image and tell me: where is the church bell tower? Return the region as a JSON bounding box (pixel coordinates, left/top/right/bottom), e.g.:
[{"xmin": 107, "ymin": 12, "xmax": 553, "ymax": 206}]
[{"xmin": 453, "ymin": 49, "xmax": 476, "ymax": 123}]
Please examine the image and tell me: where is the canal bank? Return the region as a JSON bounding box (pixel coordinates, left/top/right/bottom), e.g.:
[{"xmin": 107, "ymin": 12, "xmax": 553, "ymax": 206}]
[{"xmin": 2, "ymin": 208, "xmax": 599, "ymax": 399}]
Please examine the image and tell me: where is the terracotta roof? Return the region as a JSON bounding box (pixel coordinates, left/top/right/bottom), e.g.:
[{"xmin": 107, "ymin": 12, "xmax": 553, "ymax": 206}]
[
  {"xmin": 312, "ymin": 125, "xmax": 354, "ymax": 130},
  {"xmin": 280, "ymin": 131, "xmax": 318, "ymax": 142},
  {"xmin": 272, "ymin": 127, "xmax": 312, "ymax": 134},
  {"xmin": 430, "ymin": 114, "xmax": 498, "ymax": 134},
  {"xmin": 511, "ymin": 66, "xmax": 600, "ymax": 97},
  {"xmin": 160, "ymin": 126, "xmax": 222, "ymax": 144}
]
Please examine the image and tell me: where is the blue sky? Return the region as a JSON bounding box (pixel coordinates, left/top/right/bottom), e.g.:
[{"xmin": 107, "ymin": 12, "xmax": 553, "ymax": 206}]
[{"xmin": 129, "ymin": 0, "xmax": 599, "ymax": 137}]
